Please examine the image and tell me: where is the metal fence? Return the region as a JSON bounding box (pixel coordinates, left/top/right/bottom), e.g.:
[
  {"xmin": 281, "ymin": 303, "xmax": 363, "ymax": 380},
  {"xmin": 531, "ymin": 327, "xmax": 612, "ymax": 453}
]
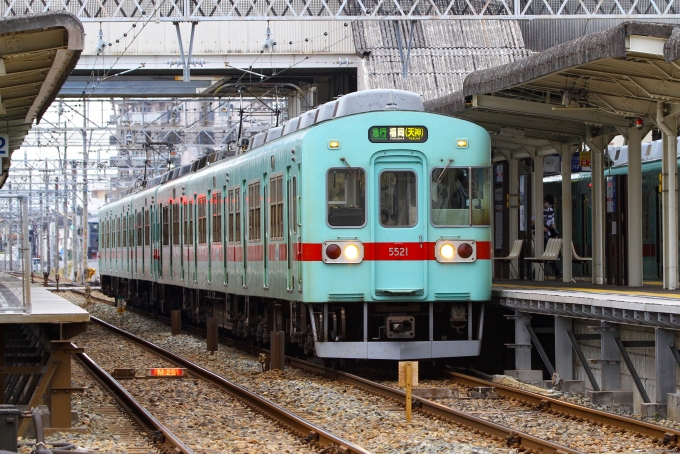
[{"xmin": 0, "ymin": 195, "xmax": 31, "ymax": 313}]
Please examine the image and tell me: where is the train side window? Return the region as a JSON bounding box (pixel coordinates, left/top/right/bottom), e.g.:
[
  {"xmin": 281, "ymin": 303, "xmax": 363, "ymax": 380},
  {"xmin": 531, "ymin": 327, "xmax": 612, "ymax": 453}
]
[
  {"xmin": 470, "ymin": 167, "xmax": 491, "ymax": 226},
  {"xmin": 327, "ymin": 168, "xmax": 366, "ymax": 227},
  {"xmin": 289, "ymin": 176, "xmax": 297, "ymax": 235},
  {"xmin": 173, "ymin": 203, "xmax": 180, "ymax": 245},
  {"xmin": 379, "ymin": 171, "xmax": 417, "ymax": 227},
  {"xmin": 431, "ymin": 168, "xmax": 470, "ymax": 226},
  {"xmin": 128, "ymin": 215, "xmax": 134, "ymax": 248},
  {"xmin": 228, "ymin": 189, "xmax": 234, "ymax": 242},
  {"xmin": 212, "ymin": 192, "xmax": 222, "ymax": 243},
  {"xmin": 189, "ymin": 200, "xmax": 194, "ymax": 245},
  {"xmin": 248, "ymin": 182, "xmax": 261, "ymax": 241},
  {"xmin": 198, "ymin": 196, "xmax": 207, "ymax": 244},
  {"xmin": 144, "ymin": 210, "xmax": 150, "ymax": 246},
  {"xmin": 234, "ymin": 188, "xmax": 241, "ymax": 243},
  {"xmin": 270, "ymin": 176, "xmax": 283, "ymax": 239}
]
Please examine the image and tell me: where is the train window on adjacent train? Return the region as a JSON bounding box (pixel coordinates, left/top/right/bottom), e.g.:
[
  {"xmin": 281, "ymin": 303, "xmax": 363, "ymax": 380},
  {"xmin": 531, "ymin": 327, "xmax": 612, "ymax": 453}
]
[
  {"xmin": 173, "ymin": 203, "xmax": 180, "ymax": 245},
  {"xmin": 248, "ymin": 182, "xmax": 261, "ymax": 241},
  {"xmin": 234, "ymin": 188, "xmax": 241, "ymax": 243},
  {"xmin": 198, "ymin": 196, "xmax": 207, "ymax": 244},
  {"xmin": 270, "ymin": 176, "xmax": 284, "ymax": 239},
  {"xmin": 129, "ymin": 217, "xmax": 134, "ymax": 249},
  {"xmin": 212, "ymin": 193, "xmax": 222, "ymax": 243},
  {"xmin": 379, "ymin": 171, "xmax": 417, "ymax": 227},
  {"xmin": 327, "ymin": 168, "xmax": 366, "ymax": 227},
  {"xmin": 431, "ymin": 168, "xmax": 470, "ymax": 226},
  {"xmin": 289, "ymin": 177, "xmax": 297, "ymax": 235}
]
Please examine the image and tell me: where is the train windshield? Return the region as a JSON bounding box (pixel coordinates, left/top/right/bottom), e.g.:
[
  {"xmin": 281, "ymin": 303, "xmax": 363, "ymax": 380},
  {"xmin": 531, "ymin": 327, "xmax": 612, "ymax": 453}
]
[
  {"xmin": 379, "ymin": 171, "xmax": 417, "ymax": 227},
  {"xmin": 327, "ymin": 168, "xmax": 366, "ymax": 227},
  {"xmin": 431, "ymin": 167, "xmax": 491, "ymax": 226}
]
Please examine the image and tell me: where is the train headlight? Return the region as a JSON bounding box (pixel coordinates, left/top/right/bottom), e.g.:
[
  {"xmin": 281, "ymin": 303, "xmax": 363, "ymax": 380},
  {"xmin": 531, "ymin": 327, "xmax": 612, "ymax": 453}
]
[
  {"xmin": 435, "ymin": 240, "xmax": 476, "ymax": 263},
  {"xmin": 322, "ymin": 241, "xmax": 364, "ymax": 263},
  {"xmin": 440, "ymin": 243, "xmax": 455, "ymax": 259},
  {"xmin": 344, "ymin": 244, "xmax": 359, "ymax": 260}
]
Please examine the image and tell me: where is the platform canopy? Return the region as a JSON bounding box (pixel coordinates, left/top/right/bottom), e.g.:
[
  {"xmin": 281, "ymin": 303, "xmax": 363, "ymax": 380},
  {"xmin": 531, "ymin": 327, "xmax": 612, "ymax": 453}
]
[
  {"xmin": 424, "ymin": 21, "xmax": 680, "ymax": 157},
  {"xmin": 0, "ymin": 12, "xmax": 84, "ymax": 188}
]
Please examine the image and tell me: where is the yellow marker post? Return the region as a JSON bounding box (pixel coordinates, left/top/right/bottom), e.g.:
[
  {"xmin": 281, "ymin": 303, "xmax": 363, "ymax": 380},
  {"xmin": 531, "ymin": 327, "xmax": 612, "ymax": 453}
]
[{"xmin": 405, "ymin": 361, "xmax": 412, "ymax": 423}]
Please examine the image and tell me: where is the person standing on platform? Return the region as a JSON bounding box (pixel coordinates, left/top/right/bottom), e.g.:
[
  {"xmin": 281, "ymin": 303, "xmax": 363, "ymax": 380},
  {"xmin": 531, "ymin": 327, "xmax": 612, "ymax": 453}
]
[{"xmin": 542, "ymin": 194, "xmax": 561, "ymax": 279}]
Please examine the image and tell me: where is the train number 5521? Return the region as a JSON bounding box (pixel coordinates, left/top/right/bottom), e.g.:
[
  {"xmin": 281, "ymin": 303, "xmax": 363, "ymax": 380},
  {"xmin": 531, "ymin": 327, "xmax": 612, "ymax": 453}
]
[{"xmin": 388, "ymin": 247, "xmax": 408, "ymax": 257}]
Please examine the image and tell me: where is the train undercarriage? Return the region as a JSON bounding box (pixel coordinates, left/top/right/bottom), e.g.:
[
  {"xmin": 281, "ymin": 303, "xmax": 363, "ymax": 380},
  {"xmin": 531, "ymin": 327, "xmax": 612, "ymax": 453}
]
[{"xmin": 101, "ymin": 275, "xmax": 485, "ymax": 360}]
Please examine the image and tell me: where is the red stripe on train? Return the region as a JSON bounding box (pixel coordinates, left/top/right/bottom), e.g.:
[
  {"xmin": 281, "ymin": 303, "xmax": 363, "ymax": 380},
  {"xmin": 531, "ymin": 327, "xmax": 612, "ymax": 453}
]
[{"xmin": 299, "ymin": 241, "xmax": 491, "ymax": 261}]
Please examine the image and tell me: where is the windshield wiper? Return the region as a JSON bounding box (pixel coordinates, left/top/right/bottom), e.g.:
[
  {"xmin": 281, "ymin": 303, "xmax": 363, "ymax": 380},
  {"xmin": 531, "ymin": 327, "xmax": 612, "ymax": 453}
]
[{"xmin": 435, "ymin": 159, "xmax": 454, "ymax": 185}]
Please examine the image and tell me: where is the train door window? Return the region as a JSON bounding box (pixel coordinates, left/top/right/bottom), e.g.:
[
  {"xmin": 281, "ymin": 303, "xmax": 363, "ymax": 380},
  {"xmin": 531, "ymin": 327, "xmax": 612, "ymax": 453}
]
[
  {"xmin": 471, "ymin": 168, "xmax": 491, "ymax": 226},
  {"xmin": 137, "ymin": 212, "xmax": 142, "ymax": 246},
  {"xmin": 188, "ymin": 200, "xmax": 194, "ymax": 245},
  {"xmin": 173, "ymin": 203, "xmax": 180, "ymax": 245},
  {"xmin": 431, "ymin": 168, "xmax": 470, "ymax": 226},
  {"xmin": 162, "ymin": 205, "xmax": 169, "ymax": 246},
  {"xmin": 198, "ymin": 196, "xmax": 207, "ymax": 244},
  {"xmin": 642, "ymin": 191, "xmax": 651, "ymax": 241},
  {"xmin": 327, "ymin": 168, "xmax": 366, "ymax": 227},
  {"xmin": 212, "ymin": 192, "xmax": 222, "ymax": 243},
  {"xmin": 270, "ymin": 176, "xmax": 283, "ymax": 239},
  {"xmin": 234, "ymin": 188, "xmax": 241, "ymax": 243},
  {"xmin": 144, "ymin": 210, "xmax": 150, "ymax": 246},
  {"xmin": 288, "ymin": 176, "xmax": 297, "ymax": 234},
  {"xmin": 248, "ymin": 182, "xmax": 261, "ymax": 241},
  {"xmin": 228, "ymin": 189, "xmax": 235, "ymax": 242},
  {"xmin": 183, "ymin": 202, "xmax": 189, "ymax": 244},
  {"xmin": 128, "ymin": 216, "xmax": 133, "ymax": 249},
  {"xmin": 379, "ymin": 170, "xmax": 416, "ymax": 227},
  {"xmin": 122, "ymin": 216, "xmax": 127, "ymax": 247}
]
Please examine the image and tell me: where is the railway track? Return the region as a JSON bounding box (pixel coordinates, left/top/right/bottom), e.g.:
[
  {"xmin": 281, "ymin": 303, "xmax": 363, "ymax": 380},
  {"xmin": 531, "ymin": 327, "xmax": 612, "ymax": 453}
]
[
  {"xmin": 67, "ymin": 289, "xmax": 586, "ymax": 453},
  {"xmin": 442, "ymin": 370, "xmax": 680, "ymax": 447},
  {"xmin": 73, "ymin": 350, "xmax": 193, "ymax": 454},
  {"xmin": 87, "ymin": 314, "xmax": 369, "ymax": 454}
]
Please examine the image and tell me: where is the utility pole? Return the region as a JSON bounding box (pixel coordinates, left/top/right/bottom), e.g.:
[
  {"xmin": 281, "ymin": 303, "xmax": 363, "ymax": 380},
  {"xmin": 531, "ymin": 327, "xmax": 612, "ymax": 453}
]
[
  {"xmin": 81, "ymin": 100, "xmax": 89, "ymax": 284},
  {"xmin": 43, "ymin": 161, "xmax": 50, "ymax": 275},
  {"xmin": 53, "ymin": 176, "xmax": 59, "ymax": 278},
  {"xmin": 62, "ymin": 121, "xmax": 70, "ymax": 280},
  {"xmin": 71, "ymin": 160, "xmax": 77, "ymax": 281}
]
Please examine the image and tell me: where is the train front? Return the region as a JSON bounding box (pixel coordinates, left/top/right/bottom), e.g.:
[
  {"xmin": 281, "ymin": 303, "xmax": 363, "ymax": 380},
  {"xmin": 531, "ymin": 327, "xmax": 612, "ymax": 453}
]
[{"xmin": 302, "ymin": 105, "xmax": 492, "ymax": 360}]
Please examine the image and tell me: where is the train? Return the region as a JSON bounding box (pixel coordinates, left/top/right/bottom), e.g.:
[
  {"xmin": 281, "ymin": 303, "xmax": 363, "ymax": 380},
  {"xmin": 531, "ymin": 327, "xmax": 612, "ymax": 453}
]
[
  {"xmin": 99, "ymin": 89, "xmax": 492, "ymax": 360},
  {"xmin": 545, "ymin": 137, "xmax": 679, "ymax": 280}
]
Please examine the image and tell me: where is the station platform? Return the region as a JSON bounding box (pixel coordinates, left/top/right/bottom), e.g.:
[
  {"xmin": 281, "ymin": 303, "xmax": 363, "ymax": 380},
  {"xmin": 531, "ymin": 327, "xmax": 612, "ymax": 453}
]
[
  {"xmin": 0, "ymin": 273, "xmax": 89, "ymax": 323},
  {"xmin": 492, "ymin": 279, "xmax": 680, "ymax": 417},
  {"xmin": 0, "ymin": 272, "xmax": 90, "ymax": 434},
  {"xmin": 492, "ymin": 280, "xmax": 680, "ymax": 329}
]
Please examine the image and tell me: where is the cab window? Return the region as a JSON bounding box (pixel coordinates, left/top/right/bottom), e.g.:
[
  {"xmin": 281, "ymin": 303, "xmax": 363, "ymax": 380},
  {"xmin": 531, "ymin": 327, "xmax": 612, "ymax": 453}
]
[
  {"xmin": 471, "ymin": 167, "xmax": 491, "ymax": 226},
  {"xmin": 431, "ymin": 167, "xmax": 470, "ymax": 226},
  {"xmin": 327, "ymin": 168, "xmax": 366, "ymax": 227}
]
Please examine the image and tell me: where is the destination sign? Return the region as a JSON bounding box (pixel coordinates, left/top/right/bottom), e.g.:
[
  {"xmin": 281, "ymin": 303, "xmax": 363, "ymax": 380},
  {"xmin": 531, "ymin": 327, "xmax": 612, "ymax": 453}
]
[{"xmin": 369, "ymin": 126, "xmax": 428, "ymax": 143}]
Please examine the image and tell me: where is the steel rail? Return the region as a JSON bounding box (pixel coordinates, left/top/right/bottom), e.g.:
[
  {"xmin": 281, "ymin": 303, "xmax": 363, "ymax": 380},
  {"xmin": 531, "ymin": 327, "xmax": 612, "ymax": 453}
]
[
  {"xmin": 72, "ymin": 291, "xmax": 581, "ymax": 454},
  {"xmin": 72, "ymin": 351, "xmax": 194, "ymax": 454},
  {"xmin": 285, "ymin": 357, "xmax": 582, "ymax": 454},
  {"xmin": 89, "ymin": 316, "xmax": 370, "ymax": 454},
  {"xmin": 443, "ymin": 370, "xmax": 680, "ymax": 446}
]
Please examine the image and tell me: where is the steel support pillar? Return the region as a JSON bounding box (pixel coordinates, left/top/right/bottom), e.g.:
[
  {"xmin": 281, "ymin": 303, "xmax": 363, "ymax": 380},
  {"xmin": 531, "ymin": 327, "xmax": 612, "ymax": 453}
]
[
  {"xmin": 555, "ymin": 317, "xmax": 573, "ymax": 380},
  {"xmin": 656, "ymin": 102, "xmax": 678, "ymax": 289},
  {"xmin": 560, "ymin": 143, "xmax": 572, "ymax": 283},
  {"xmin": 599, "ymin": 322, "xmax": 621, "ymax": 391},
  {"xmin": 532, "ymin": 155, "xmax": 544, "ymax": 281},
  {"xmin": 656, "ymin": 329, "xmax": 677, "ymax": 404},
  {"xmin": 514, "ymin": 312, "xmax": 532, "ymax": 370},
  {"xmin": 627, "ymin": 125, "xmax": 643, "ymax": 287},
  {"xmin": 508, "ymin": 158, "xmax": 519, "ymax": 278},
  {"xmin": 587, "ymin": 133, "xmax": 605, "ymax": 284}
]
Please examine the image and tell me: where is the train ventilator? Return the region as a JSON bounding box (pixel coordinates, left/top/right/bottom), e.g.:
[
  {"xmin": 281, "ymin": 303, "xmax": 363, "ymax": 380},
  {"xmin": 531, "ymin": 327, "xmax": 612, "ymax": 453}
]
[{"xmin": 98, "ymin": 89, "xmax": 492, "ymax": 360}]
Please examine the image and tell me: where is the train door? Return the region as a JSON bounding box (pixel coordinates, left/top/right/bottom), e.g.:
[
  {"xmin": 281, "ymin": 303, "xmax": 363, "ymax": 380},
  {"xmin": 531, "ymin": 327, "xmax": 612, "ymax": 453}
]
[
  {"xmin": 263, "ymin": 177, "xmax": 269, "ymax": 288},
  {"xmin": 222, "ymin": 187, "xmax": 228, "ymax": 285},
  {"xmin": 286, "ymin": 171, "xmax": 296, "ymax": 291},
  {"xmin": 241, "ymin": 182, "xmax": 247, "ymax": 287},
  {"xmin": 372, "ymin": 156, "xmax": 426, "ymax": 298},
  {"xmin": 193, "ymin": 195, "xmax": 198, "ymax": 282}
]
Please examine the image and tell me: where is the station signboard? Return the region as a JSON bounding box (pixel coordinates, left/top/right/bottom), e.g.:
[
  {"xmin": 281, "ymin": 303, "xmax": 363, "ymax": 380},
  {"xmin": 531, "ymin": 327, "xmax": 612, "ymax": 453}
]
[{"xmin": 0, "ymin": 133, "xmax": 8, "ymax": 158}]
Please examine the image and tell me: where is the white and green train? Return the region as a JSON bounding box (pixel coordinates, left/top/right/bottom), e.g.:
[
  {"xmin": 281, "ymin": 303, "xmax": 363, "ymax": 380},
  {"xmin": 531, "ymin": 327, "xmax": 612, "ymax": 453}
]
[{"xmin": 99, "ymin": 89, "xmax": 492, "ymax": 360}]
